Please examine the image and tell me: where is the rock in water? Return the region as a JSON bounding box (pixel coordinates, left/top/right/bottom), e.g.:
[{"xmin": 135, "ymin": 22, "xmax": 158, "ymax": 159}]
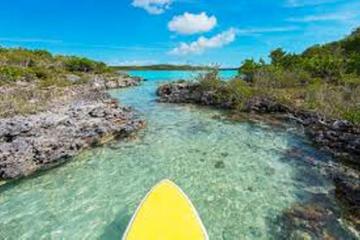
[{"xmin": 215, "ymin": 160, "xmax": 225, "ymax": 169}]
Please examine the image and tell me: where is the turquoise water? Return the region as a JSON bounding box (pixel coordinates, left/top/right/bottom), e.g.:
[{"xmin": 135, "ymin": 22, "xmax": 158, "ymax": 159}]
[
  {"xmin": 128, "ymin": 70, "xmax": 238, "ymax": 81},
  {"xmin": 0, "ymin": 71, "xmax": 350, "ymax": 239}
]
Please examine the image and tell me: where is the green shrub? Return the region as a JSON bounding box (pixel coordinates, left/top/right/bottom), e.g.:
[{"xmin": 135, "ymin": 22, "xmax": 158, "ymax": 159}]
[
  {"xmin": 32, "ymin": 49, "xmax": 53, "ymax": 59},
  {"xmin": 64, "ymin": 56, "xmax": 110, "ymax": 73},
  {"xmin": 339, "ymin": 73, "xmax": 360, "ymax": 87},
  {"xmin": 197, "ymin": 69, "xmax": 223, "ymax": 91},
  {"xmin": 37, "ymin": 77, "xmax": 72, "ymax": 88},
  {"xmin": 0, "ymin": 46, "xmax": 120, "ymax": 116},
  {"xmin": 0, "ymin": 66, "xmax": 35, "ymax": 85},
  {"xmin": 252, "ymin": 65, "xmax": 310, "ymax": 89},
  {"xmin": 342, "ymin": 28, "xmax": 360, "ymax": 54},
  {"xmin": 270, "ymin": 48, "xmax": 287, "ymax": 66},
  {"xmin": 346, "ymin": 53, "xmax": 360, "ymax": 75},
  {"xmin": 64, "ymin": 57, "xmax": 95, "ymax": 72},
  {"xmin": 343, "ymin": 109, "xmax": 360, "ymax": 124},
  {"xmin": 303, "ymin": 82, "xmax": 360, "ymax": 121},
  {"xmin": 195, "ymin": 69, "xmax": 254, "ymax": 109},
  {"xmin": 226, "ymin": 79, "xmax": 253, "ymax": 109},
  {"xmin": 301, "ymin": 55, "xmax": 344, "ymax": 83},
  {"xmin": 239, "ymin": 59, "xmax": 263, "ymax": 81},
  {"xmin": 234, "ymin": 27, "xmax": 360, "ymax": 123},
  {"xmin": 31, "ymin": 67, "xmax": 51, "ymax": 79}
]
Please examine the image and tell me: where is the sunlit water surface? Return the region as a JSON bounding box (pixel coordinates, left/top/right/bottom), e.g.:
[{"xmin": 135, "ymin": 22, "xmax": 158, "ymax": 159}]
[{"xmin": 0, "ymin": 71, "xmax": 347, "ymax": 239}]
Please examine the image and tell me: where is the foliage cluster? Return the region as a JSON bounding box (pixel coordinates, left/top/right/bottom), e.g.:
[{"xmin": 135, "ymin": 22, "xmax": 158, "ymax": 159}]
[
  {"xmin": 197, "ymin": 69, "xmax": 253, "ymax": 109},
  {"xmin": 235, "ymin": 27, "xmax": 360, "ymax": 123},
  {"xmin": 0, "ymin": 47, "xmax": 112, "ymax": 87},
  {"xmin": 0, "ymin": 47, "xmax": 113, "ymax": 117}
]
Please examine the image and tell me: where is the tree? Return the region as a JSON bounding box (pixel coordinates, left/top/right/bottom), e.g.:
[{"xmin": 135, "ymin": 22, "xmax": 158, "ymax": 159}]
[
  {"xmin": 347, "ymin": 53, "xmax": 360, "ymax": 75},
  {"xmin": 342, "ymin": 29, "xmax": 360, "ymax": 54},
  {"xmin": 269, "ymin": 48, "xmax": 286, "ymax": 66},
  {"xmin": 239, "ymin": 59, "xmax": 262, "ymax": 82}
]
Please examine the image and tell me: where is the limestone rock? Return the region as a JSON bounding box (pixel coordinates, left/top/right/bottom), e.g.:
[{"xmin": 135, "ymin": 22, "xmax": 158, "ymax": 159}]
[{"xmin": 0, "ymin": 95, "xmax": 145, "ymax": 180}]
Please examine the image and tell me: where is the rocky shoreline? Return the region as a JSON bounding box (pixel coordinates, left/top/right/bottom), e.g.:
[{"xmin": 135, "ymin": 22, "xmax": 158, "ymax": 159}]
[
  {"xmin": 157, "ymin": 82, "xmax": 360, "ymax": 165},
  {"xmin": 157, "ymin": 81, "xmax": 360, "ymax": 233},
  {"xmin": 0, "ymin": 74, "xmax": 145, "ymax": 180}
]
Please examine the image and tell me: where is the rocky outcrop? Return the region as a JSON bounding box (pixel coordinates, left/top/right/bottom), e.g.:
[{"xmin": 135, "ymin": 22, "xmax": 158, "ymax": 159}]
[
  {"xmin": 157, "ymin": 82, "xmax": 360, "ymax": 167},
  {"xmin": 0, "ymin": 73, "xmax": 144, "ymax": 180},
  {"xmin": 156, "ymin": 82, "xmax": 234, "ymax": 108},
  {"xmin": 244, "ymin": 96, "xmax": 290, "ymax": 113},
  {"xmin": 91, "ymin": 73, "xmax": 142, "ymax": 90},
  {"xmin": 157, "ymin": 82, "xmax": 203, "ymax": 104},
  {"xmin": 305, "ymin": 120, "xmax": 360, "ymax": 165},
  {"xmin": 0, "ymin": 90, "xmax": 145, "ymax": 180},
  {"xmin": 157, "ymin": 82, "xmax": 290, "ymax": 111}
]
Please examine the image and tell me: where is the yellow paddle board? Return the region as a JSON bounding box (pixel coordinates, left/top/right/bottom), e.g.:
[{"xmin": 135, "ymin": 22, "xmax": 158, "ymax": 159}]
[{"xmin": 122, "ymin": 179, "xmax": 208, "ymax": 240}]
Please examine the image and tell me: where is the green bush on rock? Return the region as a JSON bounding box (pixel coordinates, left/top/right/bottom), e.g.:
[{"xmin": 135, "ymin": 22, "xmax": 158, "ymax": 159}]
[
  {"xmin": 0, "ymin": 48, "xmax": 113, "ymax": 87},
  {"xmin": 0, "ymin": 47, "xmax": 118, "ymax": 117},
  {"xmin": 0, "ymin": 66, "xmax": 36, "ymax": 84},
  {"xmin": 64, "ymin": 56, "xmax": 109, "ymax": 73},
  {"xmin": 236, "ymin": 27, "xmax": 360, "ymax": 123}
]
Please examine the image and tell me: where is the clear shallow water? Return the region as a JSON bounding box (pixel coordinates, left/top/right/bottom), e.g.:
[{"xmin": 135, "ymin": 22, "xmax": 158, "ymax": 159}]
[
  {"xmin": 128, "ymin": 70, "xmax": 238, "ymax": 81},
  {"xmin": 0, "ymin": 71, "xmax": 347, "ymax": 239}
]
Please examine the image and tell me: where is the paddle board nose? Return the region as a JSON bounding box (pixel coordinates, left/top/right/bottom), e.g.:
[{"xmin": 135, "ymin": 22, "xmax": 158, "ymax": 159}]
[{"xmin": 122, "ymin": 179, "xmax": 208, "ymax": 240}]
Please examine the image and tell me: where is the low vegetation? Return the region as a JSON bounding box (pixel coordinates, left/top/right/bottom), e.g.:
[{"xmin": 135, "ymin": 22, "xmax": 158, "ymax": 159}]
[
  {"xmin": 0, "ymin": 47, "xmax": 115, "ymax": 117},
  {"xmin": 0, "ymin": 47, "xmax": 112, "ymax": 87},
  {"xmin": 195, "ymin": 70, "xmax": 253, "ymax": 110},
  {"xmin": 197, "ymin": 27, "xmax": 360, "ymax": 123}
]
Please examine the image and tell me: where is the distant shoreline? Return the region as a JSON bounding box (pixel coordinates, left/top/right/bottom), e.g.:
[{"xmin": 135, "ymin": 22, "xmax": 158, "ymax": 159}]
[{"xmin": 111, "ymin": 65, "xmax": 238, "ymax": 71}]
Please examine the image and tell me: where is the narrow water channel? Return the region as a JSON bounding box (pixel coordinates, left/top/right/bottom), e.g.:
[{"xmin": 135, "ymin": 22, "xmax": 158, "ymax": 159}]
[{"xmin": 0, "ymin": 71, "xmax": 353, "ymax": 239}]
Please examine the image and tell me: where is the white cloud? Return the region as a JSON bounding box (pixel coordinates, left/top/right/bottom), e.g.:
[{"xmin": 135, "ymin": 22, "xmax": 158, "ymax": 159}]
[
  {"xmin": 285, "ymin": 0, "xmax": 339, "ymax": 8},
  {"xmin": 287, "ymin": 1, "xmax": 360, "ymax": 23},
  {"xmin": 288, "ymin": 13, "xmax": 355, "ymax": 22},
  {"xmin": 168, "ymin": 12, "xmax": 217, "ymax": 35},
  {"xmin": 236, "ymin": 26, "xmax": 298, "ymax": 35},
  {"xmin": 132, "ymin": 0, "xmax": 172, "ymax": 15},
  {"xmin": 108, "ymin": 59, "xmax": 158, "ymax": 66},
  {"xmin": 169, "ymin": 28, "xmax": 236, "ymax": 55}
]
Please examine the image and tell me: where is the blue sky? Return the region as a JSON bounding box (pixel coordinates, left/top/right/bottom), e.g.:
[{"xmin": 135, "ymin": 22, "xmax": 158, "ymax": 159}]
[{"xmin": 0, "ymin": 0, "xmax": 359, "ymax": 67}]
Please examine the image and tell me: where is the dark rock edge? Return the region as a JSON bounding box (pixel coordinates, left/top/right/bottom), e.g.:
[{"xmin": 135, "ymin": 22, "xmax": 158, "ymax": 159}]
[{"xmin": 0, "ymin": 75, "xmax": 145, "ymax": 180}]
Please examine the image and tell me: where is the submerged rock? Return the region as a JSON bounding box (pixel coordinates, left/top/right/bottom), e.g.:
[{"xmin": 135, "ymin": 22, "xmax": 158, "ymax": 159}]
[
  {"xmin": 305, "ymin": 121, "xmax": 360, "ymax": 166},
  {"xmin": 334, "ymin": 176, "xmax": 360, "ymax": 231},
  {"xmin": 220, "ymin": 153, "xmax": 229, "ymax": 158},
  {"xmin": 215, "ymin": 160, "xmax": 225, "ymax": 169},
  {"xmin": 279, "ymin": 203, "xmax": 353, "ymax": 239}
]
